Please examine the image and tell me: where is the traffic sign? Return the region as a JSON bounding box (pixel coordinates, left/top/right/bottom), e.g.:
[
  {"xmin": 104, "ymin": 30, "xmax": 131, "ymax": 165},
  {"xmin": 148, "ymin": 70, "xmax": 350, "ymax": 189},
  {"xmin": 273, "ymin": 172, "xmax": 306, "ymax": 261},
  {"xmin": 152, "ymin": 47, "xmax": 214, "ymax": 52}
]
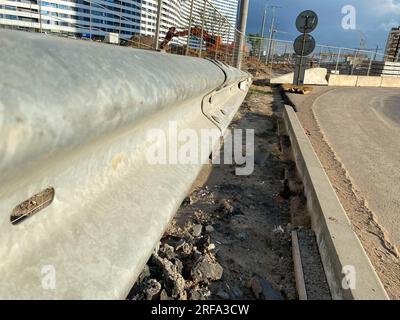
[
  {"xmin": 293, "ymin": 10, "xmax": 318, "ymax": 86},
  {"xmin": 296, "ymin": 10, "xmax": 318, "ymax": 34},
  {"xmin": 293, "ymin": 34, "xmax": 316, "ymax": 56}
]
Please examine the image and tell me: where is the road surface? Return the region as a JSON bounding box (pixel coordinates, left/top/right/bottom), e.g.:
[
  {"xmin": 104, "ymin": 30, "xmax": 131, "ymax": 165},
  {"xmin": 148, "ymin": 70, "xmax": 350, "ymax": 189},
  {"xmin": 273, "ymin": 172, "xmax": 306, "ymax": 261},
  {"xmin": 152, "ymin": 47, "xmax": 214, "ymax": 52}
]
[{"xmin": 313, "ymin": 87, "xmax": 400, "ymax": 250}]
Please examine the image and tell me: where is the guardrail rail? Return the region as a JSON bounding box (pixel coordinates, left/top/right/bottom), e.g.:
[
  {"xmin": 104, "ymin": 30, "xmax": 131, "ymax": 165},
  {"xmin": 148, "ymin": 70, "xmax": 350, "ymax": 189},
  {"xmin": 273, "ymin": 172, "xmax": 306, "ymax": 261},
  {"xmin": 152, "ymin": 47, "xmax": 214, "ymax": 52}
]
[{"xmin": 0, "ymin": 29, "xmax": 251, "ymax": 299}]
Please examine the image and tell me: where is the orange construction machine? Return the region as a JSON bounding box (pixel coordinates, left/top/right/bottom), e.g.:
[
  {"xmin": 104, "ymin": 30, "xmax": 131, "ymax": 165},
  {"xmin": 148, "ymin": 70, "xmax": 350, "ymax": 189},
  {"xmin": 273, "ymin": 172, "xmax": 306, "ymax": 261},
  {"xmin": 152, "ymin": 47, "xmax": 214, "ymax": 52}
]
[{"xmin": 160, "ymin": 26, "xmax": 233, "ymax": 55}]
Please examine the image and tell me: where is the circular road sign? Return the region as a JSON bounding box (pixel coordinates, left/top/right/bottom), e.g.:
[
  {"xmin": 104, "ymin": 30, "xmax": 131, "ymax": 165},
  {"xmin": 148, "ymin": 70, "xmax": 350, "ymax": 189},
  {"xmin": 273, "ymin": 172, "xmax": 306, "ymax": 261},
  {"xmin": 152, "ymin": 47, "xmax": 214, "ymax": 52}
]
[
  {"xmin": 296, "ymin": 10, "xmax": 318, "ymax": 33},
  {"xmin": 293, "ymin": 34, "xmax": 316, "ymax": 56}
]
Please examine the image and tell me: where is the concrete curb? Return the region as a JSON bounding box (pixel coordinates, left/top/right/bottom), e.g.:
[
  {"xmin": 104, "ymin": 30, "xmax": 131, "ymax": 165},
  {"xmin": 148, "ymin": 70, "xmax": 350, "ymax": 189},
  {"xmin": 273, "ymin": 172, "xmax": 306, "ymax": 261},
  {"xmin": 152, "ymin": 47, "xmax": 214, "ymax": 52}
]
[{"xmin": 283, "ymin": 105, "xmax": 389, "ymax": 300}]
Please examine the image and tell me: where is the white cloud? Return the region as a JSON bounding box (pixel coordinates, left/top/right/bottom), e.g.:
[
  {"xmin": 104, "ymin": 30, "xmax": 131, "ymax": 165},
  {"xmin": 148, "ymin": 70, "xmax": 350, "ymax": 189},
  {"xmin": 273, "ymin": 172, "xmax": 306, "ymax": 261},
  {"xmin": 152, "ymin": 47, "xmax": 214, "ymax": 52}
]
[
  {"xmin": 356, "ymin": 0, "xmax": 400, "ymax": 33},
  {"xmin": 379, "ymin": 18, "xmax": 400, "ymax": 30},
  {"xmin": 374, "ymin": 0, "xmax": 400, "ymax": 15}
]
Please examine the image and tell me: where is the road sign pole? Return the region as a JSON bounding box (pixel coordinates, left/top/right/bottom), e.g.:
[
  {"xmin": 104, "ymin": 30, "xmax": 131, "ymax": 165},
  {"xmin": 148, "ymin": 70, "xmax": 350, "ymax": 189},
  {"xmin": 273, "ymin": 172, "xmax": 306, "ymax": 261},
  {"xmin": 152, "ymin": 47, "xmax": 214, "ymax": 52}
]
[
  {"xmin": 296, "ymin": 16, "xmax": 309, "ymax": 85},
  {"xmin": 293, "ymin": 10, "xmax": 318, "ymax": 86},
  {"xmin": 297, "ymin": 24, "xmax": 307, "ymax": 85}
]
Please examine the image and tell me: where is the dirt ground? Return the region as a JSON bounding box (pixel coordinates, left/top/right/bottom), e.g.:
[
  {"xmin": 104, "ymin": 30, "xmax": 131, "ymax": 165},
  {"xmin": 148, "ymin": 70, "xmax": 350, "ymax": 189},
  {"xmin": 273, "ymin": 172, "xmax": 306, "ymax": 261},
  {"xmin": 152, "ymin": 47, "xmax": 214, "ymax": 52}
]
[
  {"xmin": 128, "ymin": 81, "xmax": 294, "ymax": 300},
  {"xmin": 285, "ymin": 87, "xmax": 400, "ymax": 299},
  {"xmin": 127, "ymin": 74, "xmax": 332, "ymax": 300}
]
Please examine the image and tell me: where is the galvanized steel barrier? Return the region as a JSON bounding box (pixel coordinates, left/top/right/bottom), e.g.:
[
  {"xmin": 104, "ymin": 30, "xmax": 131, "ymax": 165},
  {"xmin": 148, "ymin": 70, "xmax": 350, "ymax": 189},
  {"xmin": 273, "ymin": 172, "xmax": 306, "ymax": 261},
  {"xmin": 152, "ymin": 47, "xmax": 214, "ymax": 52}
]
[{"xmin": 0, "ymin": 29, "xmax": 251, "ymax": 299}]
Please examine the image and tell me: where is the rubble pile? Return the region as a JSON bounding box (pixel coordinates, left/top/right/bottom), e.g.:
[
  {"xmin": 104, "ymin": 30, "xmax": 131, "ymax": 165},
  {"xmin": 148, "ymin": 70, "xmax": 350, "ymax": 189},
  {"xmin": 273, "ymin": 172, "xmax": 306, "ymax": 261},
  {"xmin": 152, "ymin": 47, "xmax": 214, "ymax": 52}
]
[{"xmin": 128, "ymin": 197, "xmax": 224, "ymax": 300}]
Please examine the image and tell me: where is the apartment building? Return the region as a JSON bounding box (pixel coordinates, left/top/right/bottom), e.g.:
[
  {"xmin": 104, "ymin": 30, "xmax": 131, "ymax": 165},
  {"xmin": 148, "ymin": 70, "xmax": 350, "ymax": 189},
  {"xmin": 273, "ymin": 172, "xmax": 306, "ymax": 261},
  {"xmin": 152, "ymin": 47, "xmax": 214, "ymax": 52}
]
[
  {"xmin": 384, "ymin": 26, "xmax": 400, "ymax": 61},
  {"xmin": 0, "ymin": 0, "xmax": 238, "ymax": 43},
  {"xmin": 210, "ymin": 0, "xmax": 238, "ymax": 42},
  {"xmin": 0, "ymin": 0, "xmax": 179, "ymax": 39}
]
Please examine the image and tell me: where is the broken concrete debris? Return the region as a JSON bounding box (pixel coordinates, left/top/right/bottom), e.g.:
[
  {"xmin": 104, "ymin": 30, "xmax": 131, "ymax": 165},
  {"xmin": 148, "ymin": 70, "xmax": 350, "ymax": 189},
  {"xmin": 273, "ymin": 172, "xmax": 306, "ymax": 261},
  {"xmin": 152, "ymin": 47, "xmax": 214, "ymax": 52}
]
[
  {"xmin": 191, "ymin": 253, "xmax": 223, "ymax": 283},
  {"xmin": 192, "ymin": 224, "xmax": 203, "ymax": 238},
  {"xmin": 248, "ymin": 275, "xmax": 283, "ymax": 300},
  {"xmin": 128, "ymin": 227, "xmax": 223, "ymax": 301}
]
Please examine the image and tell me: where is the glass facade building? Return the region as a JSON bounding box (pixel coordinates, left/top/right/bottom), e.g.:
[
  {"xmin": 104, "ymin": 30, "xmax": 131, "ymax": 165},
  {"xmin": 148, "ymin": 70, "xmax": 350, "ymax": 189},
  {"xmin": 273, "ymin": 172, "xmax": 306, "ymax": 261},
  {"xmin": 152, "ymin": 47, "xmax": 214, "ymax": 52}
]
[{"xmin": 0, "ymin": 0, "xmax": 238, "ymax": 42}]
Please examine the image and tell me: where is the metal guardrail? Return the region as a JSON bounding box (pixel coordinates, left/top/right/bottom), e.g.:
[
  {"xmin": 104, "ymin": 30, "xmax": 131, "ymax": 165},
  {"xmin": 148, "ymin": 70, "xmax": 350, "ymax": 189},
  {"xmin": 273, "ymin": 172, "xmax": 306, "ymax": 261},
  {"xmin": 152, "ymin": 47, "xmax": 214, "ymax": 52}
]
[{"xmin": 0, "ymin": 29, "xmax": 251, "ymax": 299}]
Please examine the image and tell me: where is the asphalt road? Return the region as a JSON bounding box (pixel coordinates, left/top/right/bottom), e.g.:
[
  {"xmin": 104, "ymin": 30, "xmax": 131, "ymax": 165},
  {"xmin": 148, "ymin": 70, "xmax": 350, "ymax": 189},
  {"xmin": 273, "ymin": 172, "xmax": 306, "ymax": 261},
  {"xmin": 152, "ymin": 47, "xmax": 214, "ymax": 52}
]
[{"xmin": 313, "ymin": 87, "xmax": 400, "ymax": 249}]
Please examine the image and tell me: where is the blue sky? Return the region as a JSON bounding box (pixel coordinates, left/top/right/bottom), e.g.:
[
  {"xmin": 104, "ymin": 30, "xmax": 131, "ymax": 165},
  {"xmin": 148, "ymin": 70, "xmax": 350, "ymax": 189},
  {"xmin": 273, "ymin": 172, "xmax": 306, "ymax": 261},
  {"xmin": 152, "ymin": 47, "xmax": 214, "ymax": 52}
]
[{"xmin": 246, "ymin": 0, "xmax": 400, "ymax": 52}]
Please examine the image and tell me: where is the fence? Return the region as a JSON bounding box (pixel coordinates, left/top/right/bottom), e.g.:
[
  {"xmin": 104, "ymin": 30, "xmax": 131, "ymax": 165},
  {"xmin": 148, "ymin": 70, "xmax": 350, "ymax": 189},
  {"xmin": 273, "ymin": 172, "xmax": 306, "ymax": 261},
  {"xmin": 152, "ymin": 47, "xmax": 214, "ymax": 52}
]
[
  {"xmin": 245, "ymin": 35, "xmax": 400, "ymax": 77},
  {"xmin": 2, "ymin": 1, "xmax": 400, "ymax": 76},
  {"xmin": 0, "ymin": 0, "xmax": 245, "ymax": 68}
]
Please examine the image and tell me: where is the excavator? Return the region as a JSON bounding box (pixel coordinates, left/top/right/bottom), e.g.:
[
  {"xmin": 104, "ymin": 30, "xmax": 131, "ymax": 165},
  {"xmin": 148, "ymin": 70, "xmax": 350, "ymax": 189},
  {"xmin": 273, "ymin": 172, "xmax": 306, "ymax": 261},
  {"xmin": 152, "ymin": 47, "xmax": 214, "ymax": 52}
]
[{"xmin": 160, "ymin": 26, "xmax": 234, "ymax": 57}]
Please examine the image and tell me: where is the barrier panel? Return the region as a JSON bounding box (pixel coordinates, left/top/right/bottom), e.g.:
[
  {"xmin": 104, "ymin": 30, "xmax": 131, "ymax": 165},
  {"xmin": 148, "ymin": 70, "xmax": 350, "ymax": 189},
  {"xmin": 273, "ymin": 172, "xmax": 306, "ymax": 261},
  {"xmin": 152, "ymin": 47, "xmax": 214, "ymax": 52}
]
[{"xmin": 328, "ymin": 74, "xmax": 400, "ymax": 88}]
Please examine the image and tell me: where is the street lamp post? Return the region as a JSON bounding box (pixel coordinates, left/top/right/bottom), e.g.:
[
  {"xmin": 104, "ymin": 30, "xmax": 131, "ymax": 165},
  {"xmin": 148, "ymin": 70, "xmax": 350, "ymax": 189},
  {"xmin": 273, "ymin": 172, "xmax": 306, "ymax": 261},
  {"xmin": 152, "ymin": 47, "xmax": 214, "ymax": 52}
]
[
  {"xmin": 258, "ymin": 5, "xmax": 267, "ymax": 60},
  {"xmin": 266, "ymin": 5, "xmax": 281, "ymax": 64}
]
